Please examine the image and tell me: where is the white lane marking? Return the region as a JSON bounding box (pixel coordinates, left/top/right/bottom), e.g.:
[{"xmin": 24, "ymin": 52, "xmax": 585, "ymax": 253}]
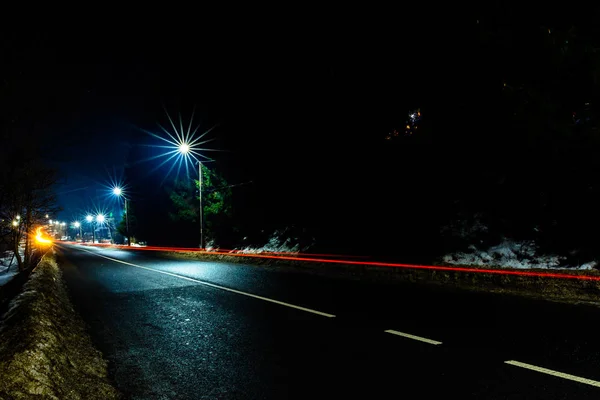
[
  {"xmin": 384, "ymin": 329, "xmax": 442, "ymax": 345},
  {"xmin": 72, "ymin": 246, "xmax": 336, "ymax": 318},
  {"xmin": 505, "ymin": 360, "xmax": 600, "ymax": 388}
]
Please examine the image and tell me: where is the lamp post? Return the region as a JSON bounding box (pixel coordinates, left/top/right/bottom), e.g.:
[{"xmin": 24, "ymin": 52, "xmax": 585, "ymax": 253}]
[
  {"xmin": 178, "ymin": 143, "xmax": 204, "ymax": 249},
  {"xmin": 73, "ymin": 221, "xmax": 82, "ymax": 240},
  {"xmin": 198, "ymin": 161, "xmax": 203, "ymax": 250},
  {"xmin": 147, "ymin": 112, "xmax": 215, "ymax": 250},
  {"xmin": 86, "ymin": 215, "xmax": 95, "ymax": 243},
  {"xmin": 112, "ymin": 187, "xmax": 130, "ymax": 246},
  {"xmin": 96, "ymin": 214, "xmax": 105, "ymax": 243}
]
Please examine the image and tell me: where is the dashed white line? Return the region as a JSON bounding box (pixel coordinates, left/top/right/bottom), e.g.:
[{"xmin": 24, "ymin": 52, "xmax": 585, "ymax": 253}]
[
  {"xmin": 384, "ymin": 329, "xmax": 442, "ymax": 345},
  {"xmin": 72, "ymin": 246, "xmax": 336, "ymax": 318},
  {"xmin": 505, "ymin": 360, "xmax": 600, "ymax": 388}
]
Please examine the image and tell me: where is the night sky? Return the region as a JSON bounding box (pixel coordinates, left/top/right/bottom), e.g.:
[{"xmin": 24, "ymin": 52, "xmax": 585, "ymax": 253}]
[
  {"xmin": 6, "ymin": 5, "xmax": 600, "ymax": 259},
  {"xmin": 4, "ymin": 15, "xmax": 451, "ymax": 216}
]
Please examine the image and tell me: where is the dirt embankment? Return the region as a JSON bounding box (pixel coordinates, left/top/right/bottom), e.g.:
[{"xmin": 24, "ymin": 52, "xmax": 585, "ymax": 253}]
[
  {"xmin": 0, "ymin": 251, "xmax": 120, "ymax": 400},
  {"xmin": 158, "ymin": 250, "xmax": 600, "ymax": 305}
]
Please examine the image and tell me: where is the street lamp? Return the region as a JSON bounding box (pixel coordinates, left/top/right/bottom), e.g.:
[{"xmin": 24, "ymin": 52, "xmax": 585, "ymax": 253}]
[
  {"xmin": 177, "ymin": 143, "xmax": 204, "ymax": 249},
  {"xmin": 86, "ymin": 214, "xmax": 95, "ymax": 243},
  {"xmin": 96, "ymin": 214, "xmax": 106, "ymax": 243},
  {"xmin": 144, "ymin": 110, "xmax": 215, "ymax": 249},
  {"xmin": 198, "ymin": 161, "xmax": 204, "ymax": 250},
  {"xmin": 112, "ymin": 186, "xmax": 130, "ymax": 246},
  {"xmin": 73, "ymin": 221, "xmax": 82, "ymax": 240},
  {"xmin": 179, "ymin": 143, "xmax": 190, "ymax": 154}
]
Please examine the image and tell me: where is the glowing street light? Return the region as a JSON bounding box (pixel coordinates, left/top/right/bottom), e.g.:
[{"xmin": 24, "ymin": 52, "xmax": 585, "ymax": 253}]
[
  {"xmin": 177, "ymin": 144, "xmax": 205, "ymax": 250},
  {"xmin": 141, "ymin": 108, "xmax": 217, "ymax": 249},
  {"xmin": 85, "ymin": 215, "xmax": 95, "ymax": 243},
  {"xmin": 73, "ymin": 221, "xmax": 82, "ymax": 239},
  {"xmin": 12, "ymin": 220, "xmax": 18, "ymax": 227},
  {"xmin": 112, "ymin": 187, "xmax": 130, "ymax": 246},
  {"xmin": 178, "ymin": 143, "xmax": 190, "ymax": 154},
  {"xmin": 95, "ymin": 214, "xmax": 111, "ymax": 244}
]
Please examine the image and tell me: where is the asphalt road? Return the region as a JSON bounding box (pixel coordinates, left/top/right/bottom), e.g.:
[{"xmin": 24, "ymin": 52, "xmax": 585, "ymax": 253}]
[{"xmin": 56, "ymin": 244, "xmax": 600, "ymax": 399}]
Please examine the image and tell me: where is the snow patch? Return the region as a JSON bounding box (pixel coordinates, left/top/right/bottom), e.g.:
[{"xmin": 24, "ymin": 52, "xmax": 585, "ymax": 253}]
[
  {"xmin": 441, "ymin": 239, "xmax": 591, "ymax": 269},
  {"xmin": 0, "ymin": 251, "xmax": 22, "ymax": 287},
  {"xmin": 234, "ymin": 228, "xmax": 313, "ymax": 254}
]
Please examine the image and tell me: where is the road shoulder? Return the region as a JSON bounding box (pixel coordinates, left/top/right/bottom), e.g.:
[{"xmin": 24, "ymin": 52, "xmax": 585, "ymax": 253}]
[{"xmin": 0, "ymin": 250, "xmax": 120, "ymax": 399}]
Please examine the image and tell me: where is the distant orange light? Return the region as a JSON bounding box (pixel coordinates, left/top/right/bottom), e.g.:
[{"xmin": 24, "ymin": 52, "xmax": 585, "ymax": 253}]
[{"xmin": 35, "ymin": 227, "xmax": 52, "ymax": 245}]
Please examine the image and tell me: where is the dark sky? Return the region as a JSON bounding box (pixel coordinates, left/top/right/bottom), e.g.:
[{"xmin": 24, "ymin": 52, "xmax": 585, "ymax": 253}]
[
  {"xmin": 2, "ymin": 21, "xmax": 420, "ymax": 211},
  {"xmin": 3, "ymin": 6, "xmax": 539, "ymax": 223}
]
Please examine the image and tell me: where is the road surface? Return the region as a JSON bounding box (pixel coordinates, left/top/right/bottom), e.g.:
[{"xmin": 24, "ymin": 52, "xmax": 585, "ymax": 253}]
[{"xmin": 57, "ymin": 244, "xmax": 600, "ymax": 399}]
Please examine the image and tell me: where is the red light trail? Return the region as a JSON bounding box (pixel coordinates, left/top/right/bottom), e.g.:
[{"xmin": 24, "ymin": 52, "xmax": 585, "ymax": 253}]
[{"xmin": 63, "ymin": 242, "xmax": 600, "ymax": 281}]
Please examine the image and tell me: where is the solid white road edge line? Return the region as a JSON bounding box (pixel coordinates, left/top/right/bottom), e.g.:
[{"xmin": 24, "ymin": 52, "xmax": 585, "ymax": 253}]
[
  {"xmin": 73, "ymin": 246, "xmax": 336, "ymax": 318},
  {"xmin": 384, "ymin": 329, "xmax": 442, "ymax": 345},
  {"xmin": 505, "ymin": 360, "xmax": 600, "ymax": 388}
]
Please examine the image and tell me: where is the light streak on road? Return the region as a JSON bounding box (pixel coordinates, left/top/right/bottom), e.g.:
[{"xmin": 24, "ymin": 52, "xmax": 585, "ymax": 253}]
[{"xmin": 59, "ymin": 242, "xmax": 600, "ymax": 281}]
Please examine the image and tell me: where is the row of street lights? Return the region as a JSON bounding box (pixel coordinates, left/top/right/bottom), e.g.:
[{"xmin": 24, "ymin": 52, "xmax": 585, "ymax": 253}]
[
  {"xmin": 55, "ymin": 153, "xmax": 200, "ymax": 247},
  {"xmin": 61, "ymin": 214, "xmax": 107, "ymax": 244},
  {"xmin": 112, "ymin": 187, "xmax": 130, "ymax": 246},
  {"xmin": 76, "ymin": 187, "xmax": 127, "ymax": 244},
  {"xmin": 57, "ymin": 114, "xmax": 207, "ymax": 248},
  {"xmin": 53, "ymin": 186, "xmax": 128, "ymax": 245},
  {"xmin": 83, "ymin": 214, "xmax": 105, "ymax": 244}
]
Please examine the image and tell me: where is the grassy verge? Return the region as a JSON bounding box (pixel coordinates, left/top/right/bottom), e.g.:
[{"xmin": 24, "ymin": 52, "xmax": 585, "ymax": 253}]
[
  {"xmin": 154, "ymin": 250, "xmax": 600, "ymax": 305},
  {"xmin": 0, "ymin": 250, "xmax": 46, "ymax": 317},
  {"xmin": 0, "ymin": 250, "xmax": 120, "ymax": 399}
]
